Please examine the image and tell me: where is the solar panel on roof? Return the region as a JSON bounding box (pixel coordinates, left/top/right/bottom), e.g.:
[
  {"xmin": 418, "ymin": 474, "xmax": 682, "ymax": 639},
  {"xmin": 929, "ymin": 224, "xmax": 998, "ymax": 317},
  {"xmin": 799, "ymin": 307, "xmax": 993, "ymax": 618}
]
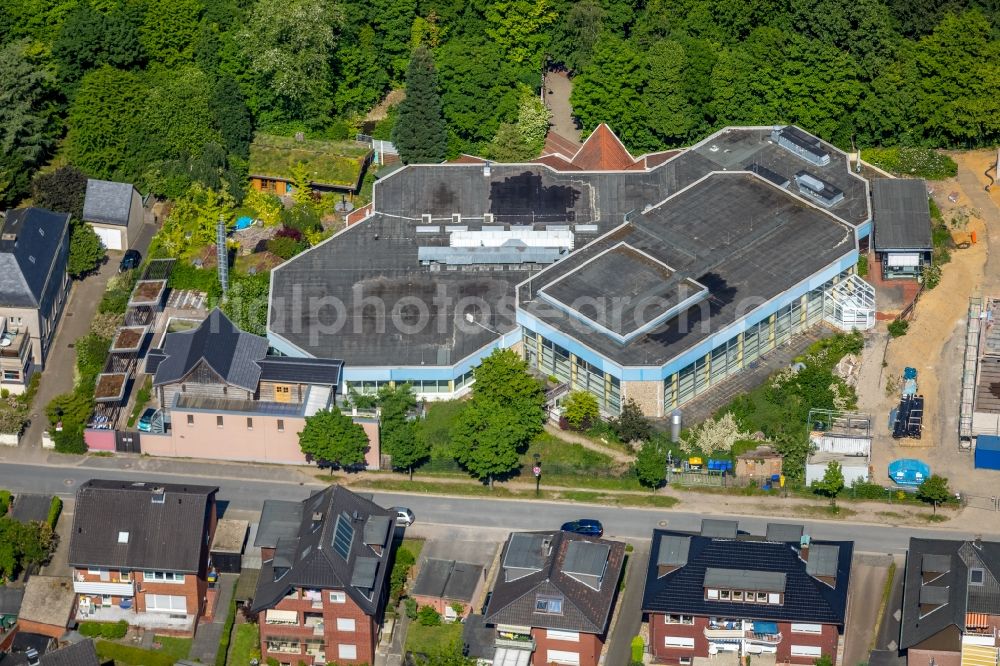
[
  {"xmin": 701, "ymin": 519, "xmax": 738, "ymax": 538},
  {"xmin": 363, "ymin": 515, "xmax": 391, "ymax": 546},
  {"xmin": 657, "ymin": 535, "xmax": 691, "ymax": 566},
  {"xmin": 704, "ymin": 567, "xmax": 786, "ymax": 593},
  {"xmin": 765, "ymin": 523, "xmax": 804, "ymax": 542},
  {"xmin": 332, "ymin": 512, "xmax": 354, "ymax": 560},
  {"xmin": 921, "ymin": 553, "xmax": 951, "ymax": 574},
  {"xmin": 919, "ymin": 585, "xmax": 949, "ymax": 605},
  {"xmin": 563, "ymin": 541, "xmax": 609, "ymax": 577}
]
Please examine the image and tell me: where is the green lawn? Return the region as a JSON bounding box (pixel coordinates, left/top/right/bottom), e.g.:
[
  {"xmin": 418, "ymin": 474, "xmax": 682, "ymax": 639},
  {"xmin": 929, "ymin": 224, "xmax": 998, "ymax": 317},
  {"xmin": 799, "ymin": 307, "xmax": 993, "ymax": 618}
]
[
  {"xmin": 228, "ymin": 622, "xmax": 260, "ymax": 666},
  {"xmin": 249, "ymin": 133, "xmax": 370, "ymax": 187},
  {"xmin": 402, "ymin": 537, "xmax": 425, "ymax": 561},
  {"xmin": 95, "ymin": 636, "xmax": 190, "ymax": 666},
  {"xmin": 405, "ymin": 621, "xmax": 464, "ymax": 657}
]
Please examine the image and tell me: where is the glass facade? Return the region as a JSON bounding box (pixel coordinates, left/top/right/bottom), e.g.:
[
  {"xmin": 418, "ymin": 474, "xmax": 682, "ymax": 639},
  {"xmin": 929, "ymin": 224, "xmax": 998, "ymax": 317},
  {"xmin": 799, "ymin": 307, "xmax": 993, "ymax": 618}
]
[{"xmin": 523, "ymin": 328, "xmax": 622, "ymax": 414}]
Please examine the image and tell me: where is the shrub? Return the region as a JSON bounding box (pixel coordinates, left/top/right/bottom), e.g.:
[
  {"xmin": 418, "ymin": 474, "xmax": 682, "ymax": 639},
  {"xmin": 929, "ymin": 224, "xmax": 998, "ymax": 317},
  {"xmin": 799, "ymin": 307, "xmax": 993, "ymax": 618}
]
[
  {"xmin": 417, "ymin": 605, "xmax": 441, "ymax": 626},
  {"xmin": 631, "ymin": 635, "xmax": 644, "ymax": 663},
  {"xmin": 562, "ymin": 391, "xmax": 599, "ymax": 430},
  {"xmin": 856, "ymin": 255, "xmax": 868, "ymax": 277},
  {"xmin": 0, "ymin": 490, "xmax": 10, "ymax": 515},
  {"xmin": 47, "ymin": 496, "xmax": 62, "ymax": 528},
  {"xmin": 167, "ymin": 260, "xmax": 222, "ymax": 296},
  {"xmin": 266, "ymin": 235, "xmax": 306, "ymax": 260},
  {"xmin": 888, "ymin": 319, "xmax": 909, "ymax": 337},
  {"xmin": 404, "ymin": 597, "xmax": 418, "ymax": 619},
  {"xmin": 215, "ymin": 581, "xmax": 238, "ymax": 666},
  {"xmin": 865, "ymin": 146, "xmax": 957, "ymax": 180},
  {"xmin": 390, "ymin": 547, "xmax": 416, "ymax": 601}
]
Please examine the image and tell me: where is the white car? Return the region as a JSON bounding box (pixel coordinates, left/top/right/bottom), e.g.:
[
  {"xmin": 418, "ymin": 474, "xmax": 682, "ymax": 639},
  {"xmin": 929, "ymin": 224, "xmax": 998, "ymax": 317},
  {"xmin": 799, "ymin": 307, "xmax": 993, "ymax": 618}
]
[{"xmin": 391, "ymin": 507, "xmax": 415, "ymax": 527}]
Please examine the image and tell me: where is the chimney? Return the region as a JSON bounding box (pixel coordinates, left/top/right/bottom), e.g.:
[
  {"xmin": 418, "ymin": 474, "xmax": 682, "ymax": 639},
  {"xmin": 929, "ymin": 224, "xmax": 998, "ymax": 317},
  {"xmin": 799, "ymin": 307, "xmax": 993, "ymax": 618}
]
[
  {"xmin": 800, "ymin": 534, "xmax": 811, "ymax": 561},
  {"xmin": 974, "ymin": 535, "xmax": 983, "ymax": 550},
  {"xmin": 26, "ymin": 648, "xmax": 39, "ymax": 666}
]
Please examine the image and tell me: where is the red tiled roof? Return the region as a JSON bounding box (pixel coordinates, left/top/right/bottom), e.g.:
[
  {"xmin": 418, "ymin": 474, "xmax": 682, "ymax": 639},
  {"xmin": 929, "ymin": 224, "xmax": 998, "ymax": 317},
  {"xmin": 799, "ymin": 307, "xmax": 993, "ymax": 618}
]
[
  {"xmin": 570, "ymin": 124, "xmax": 637, "ymax": 171},
  {"xmin": 544, "ymin": 131, "xmax": 581, "ymax": 158},
  {"xmin": 534, "ymin": 154, "xmax": 580, "ymax": 171},
  {"xmin": 641, "ymin": 150, "xmax": 683, "ymax": 168},
  {"xmin": 449, "ymin": 154, "xmax": 487, "ymax": 165}
]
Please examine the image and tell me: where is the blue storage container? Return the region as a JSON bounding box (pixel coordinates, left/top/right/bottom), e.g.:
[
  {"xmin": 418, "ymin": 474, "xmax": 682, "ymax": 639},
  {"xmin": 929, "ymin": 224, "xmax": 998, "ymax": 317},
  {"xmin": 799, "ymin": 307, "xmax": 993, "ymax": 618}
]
[{"xmin": 975, "ymin": 435, "xmax": 1000, "ymax": 470}]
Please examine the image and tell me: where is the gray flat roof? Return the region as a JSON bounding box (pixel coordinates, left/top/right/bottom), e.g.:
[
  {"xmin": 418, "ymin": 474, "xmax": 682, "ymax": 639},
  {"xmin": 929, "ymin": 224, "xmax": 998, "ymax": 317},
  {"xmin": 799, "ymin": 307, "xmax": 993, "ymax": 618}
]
[
  {"xmin": 805, "ymin": 544, "xmax": 840, "ymax": 578},
  {"xmin": 563, "ymin": 540, "xmax": 610, "ymax": 577},
  {"xmin": 412, "ymin": 558, "xmax": 484, "ymax": 602},
  {"xmin": 657, "ymin": 535, "xmax": 691, "ymax": 566},
  {"xmin": 872, "ymin": 179, "xmax": 932, "ymax": 251},
  {"xmin": 255, "ymin": 500, "xmax": 302, "ymax": 548},
  {"xmin": 704, "ymin": 567, "xmax": 787, "ymax": 593},
  {"xmin": 765, "ymin": 523, "xmax": 804, "ymax": 542},
  {"xmin": 520, "ymin": 173, "xmax": 855, "ymax": 366},
  {"xmin": 701, "ymin": 519, "xmax": 739, "ymax": 538}
]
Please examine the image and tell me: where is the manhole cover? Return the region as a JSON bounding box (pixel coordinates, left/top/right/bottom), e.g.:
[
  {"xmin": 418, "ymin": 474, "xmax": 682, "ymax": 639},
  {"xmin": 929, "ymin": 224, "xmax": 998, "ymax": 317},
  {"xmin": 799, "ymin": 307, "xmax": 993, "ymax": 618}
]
[
  {"xmin": 64, "ymin": 479, "xmax": 74, "ymax": 486},
  {"xmin": 658, "ymin": 520, "xmax": 669, "ymax": 527},
  {"xmin": 122, "ymin": 463, "xmax": 131, "ymax": 469}
]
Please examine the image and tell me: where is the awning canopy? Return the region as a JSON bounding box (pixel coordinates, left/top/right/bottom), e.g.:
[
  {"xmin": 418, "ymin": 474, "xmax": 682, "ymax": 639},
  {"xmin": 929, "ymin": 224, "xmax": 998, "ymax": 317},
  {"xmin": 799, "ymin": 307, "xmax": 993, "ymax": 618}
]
[
  {"xmin": 967, "ymin": 612, "xmax": 989, "ymax": 628},
  {"xmin": 886, "ymin": 253, "xmax": 921, "ymax": 267},
  {"xmin": 265, "ymin": 609, "xmax": 297, "ymax": 623}
]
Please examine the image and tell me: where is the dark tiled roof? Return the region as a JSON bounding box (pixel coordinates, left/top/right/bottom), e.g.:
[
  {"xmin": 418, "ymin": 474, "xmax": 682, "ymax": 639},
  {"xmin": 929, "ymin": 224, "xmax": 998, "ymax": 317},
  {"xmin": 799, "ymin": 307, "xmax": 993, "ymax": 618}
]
[
  {"xmin": 872, "ymin": 179, "xmax": 932, "ymax": 251},
  {"xmin": 257, "ymin": 357, "xmax": 343, "ymax": 385},
  {"xmin": 83, "ymin": 179, "xmax": 135, "ymax": 226},
  {"xmin": 152, "ymin": 309, "xmax": 268, "ymax": 392},
  {"xmin": 10, "ymin": 494, "xmax": 52, "ymax": 524},
  {"xmin": 39, "ymin": 640, "xmax": 101, "ymax": 666},
  {"xmin": 69, "ymin": 479, "xmax": 217, "ymax": 572},
  {"xmin": 484, "ymin": 531, "xmax": 625, "ymax": 635},
  {"xmin": 899, "ymin": 537, "xmax": 1000, "ymax": 649},
  {"xmin": 251, "ymin": 486, "xmax": 394, "ymax": 617},
  {"xmin": 642, "ymin": 529, "xmax": 852, "ymax": 625},
  {"xmin": 412, "ymin": 559, "xmax": 483, "ymax": 602},
  {"xmin": 0, "ymin": 208, "xmax": 70, "ymax": 308},
  {"xmin": 463, "ymin": 614, "xmax": 496, "ymax": 660}
]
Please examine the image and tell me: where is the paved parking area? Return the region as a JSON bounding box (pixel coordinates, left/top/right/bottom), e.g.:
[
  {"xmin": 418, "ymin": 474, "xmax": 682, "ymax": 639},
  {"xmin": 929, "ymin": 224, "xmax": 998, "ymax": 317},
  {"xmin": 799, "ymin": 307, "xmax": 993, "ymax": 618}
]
[{"xmin": 843, "ymin": 553, "xmax": 894, "ymax": 666}]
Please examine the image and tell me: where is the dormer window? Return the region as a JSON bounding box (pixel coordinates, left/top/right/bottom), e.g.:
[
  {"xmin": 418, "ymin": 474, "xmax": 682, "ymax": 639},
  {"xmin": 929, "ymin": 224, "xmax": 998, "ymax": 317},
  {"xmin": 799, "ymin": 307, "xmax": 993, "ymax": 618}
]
[{"xmin": 535, "ymin": 596, "xmax": 563, "ymax": 614}]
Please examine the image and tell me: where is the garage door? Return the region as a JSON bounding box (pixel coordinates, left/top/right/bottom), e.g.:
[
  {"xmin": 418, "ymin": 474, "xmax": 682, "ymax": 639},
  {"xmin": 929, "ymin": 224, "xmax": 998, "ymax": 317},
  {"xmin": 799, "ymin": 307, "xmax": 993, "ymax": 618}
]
[{"xmin": 93, "ymin": 226, "xmax": 123, "ymax": 250}]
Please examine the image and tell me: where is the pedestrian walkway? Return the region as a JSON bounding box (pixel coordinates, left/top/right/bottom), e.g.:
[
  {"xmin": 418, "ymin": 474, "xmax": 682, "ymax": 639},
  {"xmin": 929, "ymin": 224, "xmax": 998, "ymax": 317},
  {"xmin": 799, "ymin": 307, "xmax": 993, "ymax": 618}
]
[
  {"xmin": 603, "ymin": 542, "xmax": 649, "ymax": 666},
  {"xmin": 190, "ymin": 573, "xmax": 238, "ymax": 664}
]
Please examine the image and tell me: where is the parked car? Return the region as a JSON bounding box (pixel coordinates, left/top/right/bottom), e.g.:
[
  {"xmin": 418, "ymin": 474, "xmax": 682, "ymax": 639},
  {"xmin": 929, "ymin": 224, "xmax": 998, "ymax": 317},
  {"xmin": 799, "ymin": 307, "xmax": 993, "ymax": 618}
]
[
  {"xmin": 119, "ymin": 249, "xmax": 142, "ymax": 272},
  {"xmin": 391, "ymin": 507, "xmax": 415, "ymax": 527},
  {"xmin": 137, "ymin": 408, "xmax": 158, "ymax": 432},
  {"xmin": 560, "ymin": 519, "xmax": 603, "ymax": 537}
]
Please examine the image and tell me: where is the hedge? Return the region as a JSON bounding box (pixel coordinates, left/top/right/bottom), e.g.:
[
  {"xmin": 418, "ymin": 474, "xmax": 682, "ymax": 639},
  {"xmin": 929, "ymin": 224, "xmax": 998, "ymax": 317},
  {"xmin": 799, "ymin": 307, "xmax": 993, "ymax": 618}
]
[
  {"xmin": 79, "ymin": 620, "xmax": 128, "ymax": 639},
  {"xmin": 47, "ymin": 496, "xmax": 62, "ymax": 529},
  {"xmin": 214, "ymin": 580, "xmax": 238, "ymax": 666},
  {"xmin": 0, "ymin": 490, "xmax": 10, "ymax": 516}
]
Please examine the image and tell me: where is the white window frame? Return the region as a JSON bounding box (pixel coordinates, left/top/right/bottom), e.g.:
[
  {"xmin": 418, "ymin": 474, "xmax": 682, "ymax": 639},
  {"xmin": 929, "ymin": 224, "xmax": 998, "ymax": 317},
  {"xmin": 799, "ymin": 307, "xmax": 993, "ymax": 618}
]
[
  {"xmin": 144, "ymin": 594, "xmax": 187, "ymax": 613},
  {"xmin": 706, "ymin": 588, "xmax": 719, "ymax": 599},
  {"xmin": 546, "ymin": 629, "xmax": 580, "ymax": 642},
  {"xmin": 87, "ymin": 567, "xmax": 104, "ymax": 575},
  {"xmin": 790, "ymin": 645, "xmax": 823, "ymax": 657},
  {"xmin": 664, "ymin": 615, "xmax": 694, "ymax": 625},
  {"xmin": 336, "ymin": 617, "xmax": 356, "ymax": 632},
  {"xmin": 338, "ymin": 644, "xmax": 358, "ymax": 660},
  {"xmin": 144, "ymin": 571, "xmax": 185, "ymax": 584},
  {"xmin": 329, "ymin": 591, "xmax": 346, "ymax": 604},
  {"xmin": 790, "ymin": 623, "xmax": 822, "ymax": 634},
  {"xmin": 545, "ymin": 650, "xmax": 581, "ymax": 665},
  {"xmin": 665, "ymin": 637, "xmax": 696, "ymax": 648}
]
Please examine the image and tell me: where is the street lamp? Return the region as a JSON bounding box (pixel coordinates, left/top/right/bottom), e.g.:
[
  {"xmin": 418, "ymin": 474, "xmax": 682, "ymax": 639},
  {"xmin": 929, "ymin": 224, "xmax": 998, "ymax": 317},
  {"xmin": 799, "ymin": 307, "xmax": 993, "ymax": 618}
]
[
  {"xmin": 533, "ymin": 453, "xmax": 542, "ymax": 497},
  {"xmin": 464, "ymin": 312, "xmax": 500, "ymax": 335}
]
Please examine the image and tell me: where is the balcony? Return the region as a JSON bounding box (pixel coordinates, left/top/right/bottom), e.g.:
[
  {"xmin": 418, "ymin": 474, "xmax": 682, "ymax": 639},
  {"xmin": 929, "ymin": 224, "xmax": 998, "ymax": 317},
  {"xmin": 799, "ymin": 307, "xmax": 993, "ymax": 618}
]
[
  {"xmin": 705, "ymin": 627, "xmax": 746, "ymax": 639},
  {"xmin": 73, "ymin": 580, "xmax": 135, "ymax": 596},
  {"xmin": 496, "ymin": 637, "xmax": 536, "ymax": 651},
  {"xmin": 0, "ymin": 330, "xmax": 28, "ymax": 360},
  {"xmin": 266, "ymin": 642, "xmax": 303, "ymax": 655}
]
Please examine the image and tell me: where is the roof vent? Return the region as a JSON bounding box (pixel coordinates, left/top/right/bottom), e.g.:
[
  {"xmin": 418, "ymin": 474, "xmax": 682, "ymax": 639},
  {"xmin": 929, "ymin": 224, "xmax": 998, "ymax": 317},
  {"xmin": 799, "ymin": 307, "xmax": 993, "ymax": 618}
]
[
  {"xmin": 709, "ymin": 144, "xmax": 719, "ymax": 152},
  {"xmin": 38, "ymin": 227, "xmax": 44, "ymax": 237},
  {"xmin": 28, "ymin": 255, "xmax": 35, "ymax": 264},
  {"xmin": 312, "ymin": 511, "xmax": 324, "ymax": 522},
  {"xmin": 26, "ymin": 648, "xmax": 39, "ymax": 666},
  {"xmin": 151, "ymin": 488, "xmax": 165, "ymax": 504},
  {"xmin": 483, "ymin": 162, "xmax": 491, "ymax": 177},
  {"xmin": 352, "ymin": 510, "xmax": 361, "ymax": 522},
  {"xmin": 118, "ymin": 531, "xmax": 129, "ymax": 543}
]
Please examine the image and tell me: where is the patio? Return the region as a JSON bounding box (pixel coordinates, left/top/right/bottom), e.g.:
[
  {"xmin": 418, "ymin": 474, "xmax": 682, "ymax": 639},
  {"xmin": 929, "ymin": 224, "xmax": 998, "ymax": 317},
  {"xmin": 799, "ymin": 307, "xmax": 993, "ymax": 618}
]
[{"xmin": 79, "ymin": 602, "xmax": 196, "ymax": 633}]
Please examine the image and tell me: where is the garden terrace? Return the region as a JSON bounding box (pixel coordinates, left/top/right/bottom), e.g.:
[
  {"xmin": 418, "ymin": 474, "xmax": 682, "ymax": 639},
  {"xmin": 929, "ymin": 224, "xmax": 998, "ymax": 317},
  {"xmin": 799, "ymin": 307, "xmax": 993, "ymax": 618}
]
[
  {"xmin": 94, "ymin": 373, "xmax": 127, "ymax": 403},
  {"xmin": 129, "ymin": 280, "xmax": 166, "ymax": 307},
  {"xmin": 249, "ymin": 134, "xmax": 373, "ymax": 191},
  {"xmin": 110, "ymin": 326, "xmax": 148, "ymax": 353}
]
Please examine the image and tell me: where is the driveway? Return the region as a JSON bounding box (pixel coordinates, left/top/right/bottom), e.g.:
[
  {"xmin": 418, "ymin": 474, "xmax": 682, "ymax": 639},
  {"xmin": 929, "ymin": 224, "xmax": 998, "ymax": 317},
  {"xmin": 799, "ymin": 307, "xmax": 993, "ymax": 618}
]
[
  {"xmin": 842, "ymin": 554, "xmax": 893, "ymax": 666},
  {"xmin": 604, "ymin": 541, "xmax": 649, "ymax": 665}
]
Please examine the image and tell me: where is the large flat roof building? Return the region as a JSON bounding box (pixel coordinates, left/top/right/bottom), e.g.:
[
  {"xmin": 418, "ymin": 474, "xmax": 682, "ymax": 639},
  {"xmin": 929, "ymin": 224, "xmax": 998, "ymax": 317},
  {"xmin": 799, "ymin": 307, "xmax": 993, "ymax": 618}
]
[{"xmin": 268, "ymin": 125, "xmax": 875, "ymax": 416}]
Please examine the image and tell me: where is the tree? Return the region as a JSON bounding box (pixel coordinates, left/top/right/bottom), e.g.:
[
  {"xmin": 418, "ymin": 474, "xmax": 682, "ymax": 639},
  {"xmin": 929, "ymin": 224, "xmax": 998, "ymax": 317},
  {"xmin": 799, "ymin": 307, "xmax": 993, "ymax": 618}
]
[
  {"xmin": 635, "ymin": 439, "xmax": 667, "ymax": 489},
  {"xmin": 210, "ymin": 76, "xmax": 253, "ymax": 158},
  {"xmin": 221, "ymin": 272, "xmax": 270, "ymax": 335},
  {"xmin": 378, "ymin": 384, "xmax": 428, "ymax": 478},
  {"xmin": 644, "ymin": 40, "xmax": 697, "ymax": 144},
  {"xmin": 917, "ymin": 474, "xmax": 951, "ymax": 513},
  {"xmin": 563, "ymin": 391, "xmax": 599, "ymax": 430},
  {"xmin": 299, "ymin": 408, "xmax": 369, "ymax": 468},
  {"xmin": 417, "ymin": 605, "xmax": 441, "ymax": 626},
  {"xmin": 484, "ymin": 0, "xmax": 556, "ymax": 68},
  {"xmin": 67, "ymin": 224, "xmax": 106, "ymax": 278},
  {"xmin": 0, "ymin": 40, "xmax": 57, "ymax": 205},
  {"xmin": 549, "ymin": 0, "xmax": 604, "ymax": 72},
  {"xmin": 139, "ymin": 0, "xmax": 203, "ymax": 67},
  {"xmin": 32, "ymin": 166, "xmax": 88, "ymax": 220},
  {"xmin": 470, "ymin": 349, "xmax": 546, "ymax": 442},
  {"xmin": 334, "ymin": 25, "xmax": 389, "ymax": 115},
  {"xmin": 52, "ymin": 3, "xmax": 144, "ymax": 86},
  {"xmin": 813, "ymin": 461, "xmax": 845, "ymax": 506},
  {"xmin": 612, "ymin": 398, "xmax": 651, "ymax": 445},
  {"xmin": 240, "ymin": 0, "xmax": 341, "ymax": 123},
  {"xmin": 450, "ymin": 402, "xmax": 525, "ymax": 487},
  {"xmin": 487, "ymin": 89, "xmax": 549, "ymax": 161},
  {"xmin": 66, "ymin": 66, "xmax": 147, "ymax": 181},
  {"xmin": 392, "ymin": 45, "xmax": 447, "ymax": 164}
]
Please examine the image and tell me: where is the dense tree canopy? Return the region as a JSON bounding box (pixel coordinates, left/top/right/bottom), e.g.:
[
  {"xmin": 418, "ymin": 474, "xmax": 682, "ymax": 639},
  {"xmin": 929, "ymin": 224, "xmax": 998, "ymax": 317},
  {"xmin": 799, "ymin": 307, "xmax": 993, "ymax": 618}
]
[{"xmin": 2, "ymin": 0, "xmax": 1000, "ymax": 206}]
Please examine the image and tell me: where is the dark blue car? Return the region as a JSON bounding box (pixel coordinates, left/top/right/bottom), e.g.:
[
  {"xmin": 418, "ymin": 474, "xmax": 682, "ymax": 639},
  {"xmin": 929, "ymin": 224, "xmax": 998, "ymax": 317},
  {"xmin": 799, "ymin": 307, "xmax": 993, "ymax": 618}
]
[{"xmin": 560, "ymin": 519, "xmax": 603, "ymax": 537}]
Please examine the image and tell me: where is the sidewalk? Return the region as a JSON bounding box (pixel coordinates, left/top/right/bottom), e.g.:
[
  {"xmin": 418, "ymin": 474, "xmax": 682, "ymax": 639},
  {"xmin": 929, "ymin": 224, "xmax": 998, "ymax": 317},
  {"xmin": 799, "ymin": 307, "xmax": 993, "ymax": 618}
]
[{"xmin": 189, "ymin": 573, "xmax": 239, "ymax": 663}]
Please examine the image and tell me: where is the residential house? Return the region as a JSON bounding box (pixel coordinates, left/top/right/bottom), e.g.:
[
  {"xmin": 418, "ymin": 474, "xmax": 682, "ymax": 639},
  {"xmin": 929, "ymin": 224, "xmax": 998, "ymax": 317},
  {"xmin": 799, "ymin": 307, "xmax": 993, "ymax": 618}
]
[
  {"xmin": 142, "ymin": 309, "xmax": 379, "ymax": 467},
  {"xmin": 82, "ymin": 179, "xmax": 144, "ymax": 251},
  {"xmin": 0, "ymin": 208, "xmax": 71, "ymax": 394},
  {"xmin": 250, "ymin": 485, "xmax": 395, "ymax": 666},
  {"xmin": 68, "ymin": 480, "xmax": 219, "ymax": 636},
  {"xmin": 483, "ymin": 530, "xmax": 626, "ymax": 666},
  {"xmin": 642, "ymin": 521, "xmax": 853, "ymax": 665},
  {"xmin": 899, "ymin": 537, "xmax": 1000, "ymax": 666},
  {"xmin": 0, "ymin": 638, "xmax": 101, "ymax": 666}
]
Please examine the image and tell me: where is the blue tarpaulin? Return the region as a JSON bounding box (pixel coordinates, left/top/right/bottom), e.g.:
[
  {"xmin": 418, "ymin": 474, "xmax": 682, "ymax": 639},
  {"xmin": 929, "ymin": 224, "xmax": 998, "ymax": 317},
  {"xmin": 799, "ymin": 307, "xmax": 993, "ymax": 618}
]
[
  {"xmin": 753, "ymin": 622, "xmax": 779, "ymax": 634},
  {"xmin": 888, "ymin": 458, "xmax": 930, "ymax": 486}
]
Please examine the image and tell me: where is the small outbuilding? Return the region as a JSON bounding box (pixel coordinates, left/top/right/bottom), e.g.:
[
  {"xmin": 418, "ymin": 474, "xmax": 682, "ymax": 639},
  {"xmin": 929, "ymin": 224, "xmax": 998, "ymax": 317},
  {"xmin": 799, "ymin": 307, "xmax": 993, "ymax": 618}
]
[
  {"xmin": 82, "ymin": 179, "xmax": 144, "ymax": 251},
  {"xmin": 734, "ymin": 445, "xmax": 783, "ymax": 480},
  {"xmin": 974, "ymin": 435, "xmax": 1000, "ymax": 470},
  {"xmin": 411, "ymin": 559, "xmax": 484, "ymax": 621},
  {"xmin": 210, "ymin": 519, "xmax": 249, "ymax": 574},
  {"xmin": 15, "ymin": 576, "xmax": 76, "ymax": 640},
  {"xmin": 872, "ymin": 178, "xmax": 932, "ymax": 280}
]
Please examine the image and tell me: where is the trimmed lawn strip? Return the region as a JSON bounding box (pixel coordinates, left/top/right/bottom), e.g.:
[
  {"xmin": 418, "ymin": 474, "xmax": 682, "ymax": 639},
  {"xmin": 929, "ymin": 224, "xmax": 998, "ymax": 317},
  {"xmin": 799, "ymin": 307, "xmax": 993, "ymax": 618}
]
[
  {"xmin": 405, "ymin": 621, "xmax": 463, "ymax": 657},
  {"xmin": 96, "ymin": 636, "xmax": 191, "ymax": 666},
  {"xmin": 352, "ymin": 479, "xmax": 677, "ymax": 508},
  {"xmin": 229, "ymin": 622, "xmax": 260, "ymax": 666}
]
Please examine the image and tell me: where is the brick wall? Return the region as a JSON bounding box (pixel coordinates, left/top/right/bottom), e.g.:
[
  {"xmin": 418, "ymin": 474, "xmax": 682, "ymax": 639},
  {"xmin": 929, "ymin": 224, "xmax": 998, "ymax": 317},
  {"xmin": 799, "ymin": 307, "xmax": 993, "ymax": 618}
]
[
  {"xmin": 908, "ymin": 649, "xmax": 961, "ymax": 666},
  {"xmin": 259, "ymin": 588, "xmax": 378, "ymax": 666},
  {"xmin": 622, "ymin": 380, "xmax": 664, "ymax": 418},
  {"xmin": 531, "ymin": 628, "xmax": 602, "ymax": 666}
]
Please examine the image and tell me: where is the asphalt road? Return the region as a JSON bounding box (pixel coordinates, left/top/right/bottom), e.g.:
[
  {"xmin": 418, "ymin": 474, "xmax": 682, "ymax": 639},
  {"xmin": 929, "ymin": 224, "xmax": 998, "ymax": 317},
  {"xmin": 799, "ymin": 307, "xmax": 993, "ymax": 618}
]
[{"xmin": 0, "ymin": 461, "xmax": 992, "ymax": 552}]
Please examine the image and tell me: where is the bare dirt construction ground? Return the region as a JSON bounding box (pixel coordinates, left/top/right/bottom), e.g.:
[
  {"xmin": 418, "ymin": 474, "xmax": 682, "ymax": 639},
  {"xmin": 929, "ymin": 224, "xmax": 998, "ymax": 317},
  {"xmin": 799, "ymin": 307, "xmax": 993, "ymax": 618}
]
[{"xmin": 855, "ymin": 150, "xmax": 1000, "ymax": 523}]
